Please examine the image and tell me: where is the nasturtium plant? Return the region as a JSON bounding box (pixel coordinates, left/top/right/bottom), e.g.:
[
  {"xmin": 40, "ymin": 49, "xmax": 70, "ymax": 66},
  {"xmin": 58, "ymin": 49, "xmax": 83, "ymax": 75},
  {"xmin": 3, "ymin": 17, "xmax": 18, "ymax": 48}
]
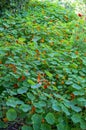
[{"xmin": 0, "ymin": 0, "xmax": 86, "ymax": 129}]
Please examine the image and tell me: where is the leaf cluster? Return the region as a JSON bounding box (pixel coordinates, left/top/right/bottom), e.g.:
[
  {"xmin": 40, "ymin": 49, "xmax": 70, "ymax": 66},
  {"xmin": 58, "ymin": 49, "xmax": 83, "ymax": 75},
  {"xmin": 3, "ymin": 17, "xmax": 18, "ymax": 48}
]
[{"xmin": 0, "ymin": 0, "xmax": 86, "ymax": 129}]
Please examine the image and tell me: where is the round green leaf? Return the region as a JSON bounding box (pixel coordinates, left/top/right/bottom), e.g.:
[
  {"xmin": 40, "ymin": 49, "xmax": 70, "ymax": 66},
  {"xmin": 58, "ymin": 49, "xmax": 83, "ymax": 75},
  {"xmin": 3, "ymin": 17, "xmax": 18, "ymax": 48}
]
[
  {"xmin": 71, "ymin": 105, "xmax": 82, "ymax": 112},
  {"xmin": 80, "ymin": 120, "xmax": 86, "ymax": 129},
  {"xmin": 33, "ymin": 101, "xmax": 46, "ymax": 108},
  {"xmin": 72, "ymin": 84, "xmax": 81, "ymax": 90},
  {"xmin": 41, "ymin": 124, "xmax": 51, "ymax": 130},
  {"xmin": 45, "ymin": 113, "xmax": 55, "ymax": 125},
  {"xmin": 32, "ymin": 114, "xmax": 42, "ymax": 130},
  {"xmin": 60, "ymin": 104, "xmax": 70, "ymax": 115},
  {"xmin": 27, "ymin": 92, "xmax": 35, "ymax": 100},
  {"xmin": 32, "ymin": 114, "xmax": 42, "ymax": 124},
  {"xmin": 6, "ymin": 97, "xmax": 23, "ymax": 107},
  {"xmin": 52, "ymin": 101, "xmax": 61, "ymax": 112},
  {"xmin": 20, "ymin": 104, "xmax": 31, "ymax": 112},
  {"xmin": 22, "ymin": 125, "xmax": 32, "ymax": 130},
  {"xmin": 6, "ymin": 108, "xmax": 17, "ymax": 121},
  {"xmin": 71, "ymin": 114, "xmax": 81, "ymax": 123},
  {"xmin": 0, "ymin": 121, "xmax": 6, "ymax": 128},
  {"xmin": 17, "ymin": 87, "xmax": 28, "ymax": 94}
]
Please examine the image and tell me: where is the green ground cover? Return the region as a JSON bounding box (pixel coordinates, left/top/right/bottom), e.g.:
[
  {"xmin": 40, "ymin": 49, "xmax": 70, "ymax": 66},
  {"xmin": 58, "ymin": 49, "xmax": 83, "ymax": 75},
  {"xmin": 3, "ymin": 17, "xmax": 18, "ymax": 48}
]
[{"xmin": 0, "ymin": 0, "xmax": 86, "ymax": 129}]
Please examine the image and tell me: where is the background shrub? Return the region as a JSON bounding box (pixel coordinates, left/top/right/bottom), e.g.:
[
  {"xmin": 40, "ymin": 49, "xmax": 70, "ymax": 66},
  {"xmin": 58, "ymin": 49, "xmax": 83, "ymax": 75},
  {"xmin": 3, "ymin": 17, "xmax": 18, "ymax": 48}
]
[{"xmin": 0, "ymin": 0, "xmax": 30, "ymax": 15}]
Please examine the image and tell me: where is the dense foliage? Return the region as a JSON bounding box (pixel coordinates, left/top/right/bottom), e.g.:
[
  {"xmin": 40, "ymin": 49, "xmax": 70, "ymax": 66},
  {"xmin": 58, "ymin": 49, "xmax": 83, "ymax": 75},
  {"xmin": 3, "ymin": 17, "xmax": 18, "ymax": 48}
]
[
  {"xmin": 0, "ymin": 0, "xmax": 86, "ymax": 130},
  {"xmin": 0, "ymin": 0, "xmax": 29, "ymax": 15}
]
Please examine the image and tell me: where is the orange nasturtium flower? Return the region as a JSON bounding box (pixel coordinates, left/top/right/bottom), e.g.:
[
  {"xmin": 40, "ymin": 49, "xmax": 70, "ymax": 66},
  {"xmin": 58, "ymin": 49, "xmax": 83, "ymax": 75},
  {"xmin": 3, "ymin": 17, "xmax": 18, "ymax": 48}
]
[
  {"xmin": 50, "ymin": 20, "xmax": 53, "ymax": 22},
  {"xmin": 14, "ymin": 84, "xmax": 18, "ymax": 88},
  {"xmin": 0, "ymin": 61, "xmax": 2, "ymax": 64},
  {"xmin": 70, "ymin": 93, "xmax": 75, "ymax": 100},
  {"xmin": 18, "ymin": 76, "xmax": 26, "ymax": 81},
  {"xmin": 37, "ymin": 73, "xmax": 41, "ymax": 83},
  {"xmin": 18, "ymin": 77, "xmax": 21, "ymax": 81},
  {"xmin": 21, "ymin": 75, "xmax": 26, "ymax": 81},
  {"xmin": 31, "ymin": 106, "xmax": 36, "ymax": 113},
  {"xmin": 61, "ymin": 81, "xmax": 65, "ymax": 85},
  {"xmin": 16, "ymin": 40, "xmax": 19, "ymax": 44},
  {"xmin": 3, "ymin": 117, "xmax": 8, "ymax": 122},
  {"xmin": 8, "ymin": 64, "xmax": 17, "ymax": 73},
  {"xmin": 35, "ymin": 49, "xmax": 39, "ymax": 53},
  {"xmin": 75, "ymin": 51, "xmax": 79, "ymax": 55},
  {"xmin": 42, "ymin": 118, "xmax": 45, "ymax": 123},
  {"xmin": 41, "ymin": 38, "xmax": 44, "ymax": 43}
]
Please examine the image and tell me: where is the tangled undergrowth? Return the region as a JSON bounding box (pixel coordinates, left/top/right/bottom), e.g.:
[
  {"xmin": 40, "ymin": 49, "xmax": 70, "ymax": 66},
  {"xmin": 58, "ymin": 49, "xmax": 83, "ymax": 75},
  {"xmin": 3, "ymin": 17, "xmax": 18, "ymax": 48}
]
[{"xmin": 0, "ymin": 0, "xmax": 86, "ymax": 130}]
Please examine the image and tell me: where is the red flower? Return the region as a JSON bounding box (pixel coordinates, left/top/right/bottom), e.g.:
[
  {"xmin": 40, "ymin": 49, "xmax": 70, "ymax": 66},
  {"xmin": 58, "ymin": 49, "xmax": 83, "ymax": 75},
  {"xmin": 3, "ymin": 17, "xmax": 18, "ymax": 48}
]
[
  {"xmin": 43, "ymin": 85, "xmax": 48, "ymax": 89},
  {"xmin": 21, "ymin": 75, "xmax": 26, "ymax": 81},
  {"xmin": 78, "ymin": 13, "xmax": 82, "ymax": 17},
  {"xmin": 14, "ymin": 84, "xmax": 18, "ymax": 88},
  {"xmin": 18, "ymin": 77, "xmax": 21, "ymax": 81}
]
